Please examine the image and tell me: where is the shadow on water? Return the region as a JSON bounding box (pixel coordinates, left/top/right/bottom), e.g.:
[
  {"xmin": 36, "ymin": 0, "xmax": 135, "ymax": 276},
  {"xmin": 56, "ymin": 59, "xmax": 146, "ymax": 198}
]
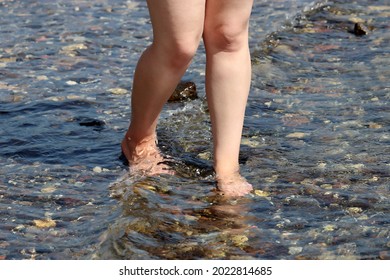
[{"xmin": 0, "ymin": 0, "xmax": 389, "ymax": 260}]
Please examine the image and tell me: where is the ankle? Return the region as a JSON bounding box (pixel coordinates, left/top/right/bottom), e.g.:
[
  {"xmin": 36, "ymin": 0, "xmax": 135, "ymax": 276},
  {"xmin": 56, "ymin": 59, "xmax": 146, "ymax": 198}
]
[
  {"xmin": 214, "ymin": 164, "xmax": 240, "ymax": 179},
  {"xmin": 124, "ymin": 131, "xmax": 157, "ymax": 146},
  {"xmin": 122, "ymin": 132, "xmax": 159, "ymax": 162}
]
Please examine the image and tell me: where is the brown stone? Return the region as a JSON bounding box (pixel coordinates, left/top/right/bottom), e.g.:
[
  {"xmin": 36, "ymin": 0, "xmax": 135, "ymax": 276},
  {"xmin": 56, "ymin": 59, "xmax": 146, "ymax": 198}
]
[
  {"xmin": 379, "ymin": 251, "xmax": 390, "ymax": 260},
  {"xmin": 282, "ymin": 114, "xmax": 310, "ymax": 127},
  {"xmin": 33, "ymin": 219, "xmax": 56, "ymax": 228},
  {"xmin": 354, "ymin": 23, "xmax": 369, "ymax": 36},
  {"xmin": 169, "ymin": 81, "xmax": 198, "ymax": 102}
]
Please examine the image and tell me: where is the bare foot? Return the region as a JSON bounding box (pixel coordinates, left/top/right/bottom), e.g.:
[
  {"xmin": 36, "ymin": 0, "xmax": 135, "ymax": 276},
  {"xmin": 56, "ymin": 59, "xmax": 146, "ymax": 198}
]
[
  {"xmin": 216, "ymin": 172, "xmax": 253, "ymax": 197},
  {"xmin": 121, "ymin": 134, "xmax": 173, "ymax": 176}
]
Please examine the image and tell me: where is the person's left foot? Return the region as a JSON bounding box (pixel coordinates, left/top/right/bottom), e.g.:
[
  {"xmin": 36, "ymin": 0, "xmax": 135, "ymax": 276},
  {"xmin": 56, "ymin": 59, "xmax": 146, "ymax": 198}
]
[{"xmin": 216, "ymin": 172, "xmax": 253, "ymax": 197}]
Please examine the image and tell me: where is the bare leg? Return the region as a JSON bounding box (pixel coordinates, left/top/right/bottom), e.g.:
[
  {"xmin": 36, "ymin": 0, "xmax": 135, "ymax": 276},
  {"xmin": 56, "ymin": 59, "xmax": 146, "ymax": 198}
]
[
  {"xmin": 122, "ymin": 0, "xmax": 205, "ymax": 174},
  {"xmin": 203, "ymin": 0, "xmax": 254, "ymax": 196}
]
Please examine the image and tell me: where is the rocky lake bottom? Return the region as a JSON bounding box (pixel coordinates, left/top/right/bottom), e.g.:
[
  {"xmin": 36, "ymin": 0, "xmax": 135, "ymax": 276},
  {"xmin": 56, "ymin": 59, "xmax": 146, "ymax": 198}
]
[{"xmin": 0, "ymin": 0, "xmax": 389, "ymax": 260}]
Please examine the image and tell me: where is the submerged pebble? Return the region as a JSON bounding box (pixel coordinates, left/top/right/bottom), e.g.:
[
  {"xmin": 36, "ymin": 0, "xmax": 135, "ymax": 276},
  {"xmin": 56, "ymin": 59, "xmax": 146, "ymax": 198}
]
[
  {"xmin": 93, "ymin": 166, "xmax": 103, "ymax": 173},
  {"xmin": 33, "ymin": 219, "xmax": 56, "ymax": 229},
  {"xmin": 108, "ymin": 88, "xmax": 128, "ymax": 95},
  {"xmin": 286, "ymin": 132, "xmax": 307, "ymax": 139}
]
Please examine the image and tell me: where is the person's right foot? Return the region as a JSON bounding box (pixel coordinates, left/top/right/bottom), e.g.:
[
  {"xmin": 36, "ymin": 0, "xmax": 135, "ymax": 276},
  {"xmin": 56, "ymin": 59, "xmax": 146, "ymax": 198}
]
[{"xmin": 121, "ymin": 134, "xmax": 173, "ymax": 176}]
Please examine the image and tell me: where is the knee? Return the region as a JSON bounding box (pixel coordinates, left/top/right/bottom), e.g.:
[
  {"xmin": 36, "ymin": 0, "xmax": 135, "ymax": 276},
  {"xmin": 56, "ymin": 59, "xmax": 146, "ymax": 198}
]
[
  {"xmin": 204, "ymin": 21, "xmax": 249, "ymax": 53},
  {"xmin": 154, "ymin": 38, "xmax": 199, "ymax": 70}
]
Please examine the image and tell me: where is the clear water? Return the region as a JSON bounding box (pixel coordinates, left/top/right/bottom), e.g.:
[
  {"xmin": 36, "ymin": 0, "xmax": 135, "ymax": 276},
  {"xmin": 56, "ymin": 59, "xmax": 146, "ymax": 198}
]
[{"xmin": 0, "ymin": 0, "xmax": 389, "ymax": 260}]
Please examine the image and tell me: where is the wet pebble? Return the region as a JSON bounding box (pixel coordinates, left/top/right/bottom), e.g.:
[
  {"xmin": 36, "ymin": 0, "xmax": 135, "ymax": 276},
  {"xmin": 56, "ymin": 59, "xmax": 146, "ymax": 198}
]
[
  {"xmin": 254, "ymin": 189, "xmax": 271, "ymax": 197},
  {"xmin": 169, "ymin": 81, "xmax": 198, "ymax": 102},
  {"xmin": 285, "ymin": 195, "xmax": 320, "ymax": 208},
  {"xmin": 59, "ymin": 43, "xmax": 88, "ymax": 56},
  {"xmin": 241, "ymin": 137, "xmax": 262, "ymax": 148},
  {"xmin": 36, "ymin": 75, "xmax": 48, "ymax": 81},
  {"xmin": 230, "ymin": 235, "xmax": 249, "ymax": 248},
  {"xmin": 289, "ymin": 246, "xmax": 303, "ymax": 255},
  {"xmin": 41, "ymin": 186, "xmax": 57, "ymax": 193},
  {"xmin": 93, "ymin": 166, "xmax": 102, "ymax": 173},
  {"xmin": 353, "ymin": 22, "xmax": 370, "ymax": 36},
  {"xmin": 108, "ymin": 88, "xmax": 128, "ymax": 95},
  {"xmin": 286, "ymin": 132, "xmax": 307, "ymax": 139},
  {"xmin": 33, "ymin": 219, "xmax": 56, "ymax": 229},
  {"xmin": 336, "ymin": 243, "xmax": 358, "ymax": 259},
  {"xmin": 379, "ymin": 251, "xmax": 390, "ymax": 260},
  {"xmin": 66, "ymin": 80, "xmax": 78, "ymax": 86},
  {"xmin": 198, "ymin": 151, "xmax": 212, "ymax": 160},
  {"xmin": 346, "ymin": 207, "xmax": 363, "ymax": 215},
  {"xmin": 323, "ymin": 224, "xmax": 337, "ymax": 232}
]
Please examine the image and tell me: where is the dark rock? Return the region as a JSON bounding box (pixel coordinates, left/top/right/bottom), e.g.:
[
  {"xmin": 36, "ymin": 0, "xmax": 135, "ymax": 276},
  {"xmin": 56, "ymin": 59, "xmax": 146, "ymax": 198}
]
[
  {"xmin": 285, "ymin": 195, "xmax": 321, "ymax": 208},
  {"xmin": 75, "ymin": 117, "xmax": 105, "ymax": 128},
  {"xmin": 55, "ymin": 197, "xmax": 85, "ymax": 207},
  {"xmin": 169, "ymin": 81, "xmax": 198, "ymax": 102},
  {"xmin": 354, "ymin": 23, "xmax": 369, "ymax": 36}
]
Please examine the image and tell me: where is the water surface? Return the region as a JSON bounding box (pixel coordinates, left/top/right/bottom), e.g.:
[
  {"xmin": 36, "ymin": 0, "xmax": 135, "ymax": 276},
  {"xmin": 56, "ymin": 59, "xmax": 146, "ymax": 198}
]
[{"xmin": 0, "ymin": 0, "xmax": 389, "ymax": 260}]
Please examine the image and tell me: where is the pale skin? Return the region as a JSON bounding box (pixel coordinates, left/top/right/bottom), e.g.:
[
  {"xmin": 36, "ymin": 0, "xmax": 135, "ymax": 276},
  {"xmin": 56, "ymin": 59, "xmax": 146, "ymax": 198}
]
[{"xmin": 121, "ymin": 0, "xmax": 254, "ymax": 196}]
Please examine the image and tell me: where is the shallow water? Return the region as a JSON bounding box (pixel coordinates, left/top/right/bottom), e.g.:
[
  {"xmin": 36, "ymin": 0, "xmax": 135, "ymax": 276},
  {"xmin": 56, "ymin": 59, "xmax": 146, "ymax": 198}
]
[{"xmin": 0, "ymin": 0, "xmax": 389, "ymax": 260}]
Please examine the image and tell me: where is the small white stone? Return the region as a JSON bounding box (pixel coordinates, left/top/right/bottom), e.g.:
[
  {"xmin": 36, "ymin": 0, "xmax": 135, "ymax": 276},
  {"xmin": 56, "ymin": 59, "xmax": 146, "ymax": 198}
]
[
  {"xmin": 286, "ymin": 132, "xmax": 307, "ymax": 138},
  {"xmin": 93, "ymin": 166, "xmax": 102, "ymax": 173},
  {"xmin": 36, "ymin": 75, "xmax": 49, "ymax": 81},
  {"xmin": 66, "ymin": 80, "xmax": 78, "ymax": 86},
  {"xmin": 108, "ymin": 88, "xmax": 128, "ymax": 95},
  {"xmin": 66, "ymin": 94, "xmax": 81, "ymax": 99},
  {"xmin": 289, "ymin": 247, "xmax": 303, "ymax": 255}
]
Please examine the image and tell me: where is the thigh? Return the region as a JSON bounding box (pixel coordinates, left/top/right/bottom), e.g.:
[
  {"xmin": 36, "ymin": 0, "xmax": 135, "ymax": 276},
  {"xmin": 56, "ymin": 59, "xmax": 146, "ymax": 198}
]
[
  {"xmin": 146, "ymin": 0, "xmax": 206, "ymax": 45},
  {"xmin": 204, "ymin": 0, "xmax": 253, "ymax": 31}
]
